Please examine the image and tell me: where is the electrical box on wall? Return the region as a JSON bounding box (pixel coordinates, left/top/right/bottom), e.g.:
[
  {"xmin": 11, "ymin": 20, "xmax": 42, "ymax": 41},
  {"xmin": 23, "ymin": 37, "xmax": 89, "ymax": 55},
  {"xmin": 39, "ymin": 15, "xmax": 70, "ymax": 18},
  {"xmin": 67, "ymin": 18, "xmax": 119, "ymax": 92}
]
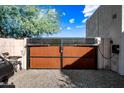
[{"xmin": 112, "ymin": 45, "xmax": 120, "ymax": 54}]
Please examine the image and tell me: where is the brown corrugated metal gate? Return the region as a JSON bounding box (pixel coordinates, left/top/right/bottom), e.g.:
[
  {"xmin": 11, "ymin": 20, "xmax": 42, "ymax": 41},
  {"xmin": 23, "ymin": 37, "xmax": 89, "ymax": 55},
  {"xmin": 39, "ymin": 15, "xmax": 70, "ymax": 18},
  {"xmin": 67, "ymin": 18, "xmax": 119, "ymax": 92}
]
[{"xmin": 27, "ymin": 38, "xmax": 97, "ymax": 69}]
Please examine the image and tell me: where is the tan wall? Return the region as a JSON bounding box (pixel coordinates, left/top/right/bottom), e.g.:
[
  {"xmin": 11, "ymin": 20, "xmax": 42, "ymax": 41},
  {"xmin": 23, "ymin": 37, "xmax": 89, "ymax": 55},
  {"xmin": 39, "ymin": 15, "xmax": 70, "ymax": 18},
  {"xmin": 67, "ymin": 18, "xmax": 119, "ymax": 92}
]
[
  {"xmin": 0, "ymin": 38, "xmax": 24, "ymax": 56},
  {"xmin": 0, "ymin": 38, "xmax": 27, "ymax": 69}
]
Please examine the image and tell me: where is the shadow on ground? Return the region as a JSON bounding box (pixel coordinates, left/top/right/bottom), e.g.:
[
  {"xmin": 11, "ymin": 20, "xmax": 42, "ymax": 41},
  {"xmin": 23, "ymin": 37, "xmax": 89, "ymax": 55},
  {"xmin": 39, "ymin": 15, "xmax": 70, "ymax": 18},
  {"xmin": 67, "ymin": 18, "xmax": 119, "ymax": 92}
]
[
  {"xmin": 59, "ymin": 69, "xmax": 124, "ymax": 88},
  {"xmin": 8, "ymin": 69, "xmax": 124, "ymax": 88}
]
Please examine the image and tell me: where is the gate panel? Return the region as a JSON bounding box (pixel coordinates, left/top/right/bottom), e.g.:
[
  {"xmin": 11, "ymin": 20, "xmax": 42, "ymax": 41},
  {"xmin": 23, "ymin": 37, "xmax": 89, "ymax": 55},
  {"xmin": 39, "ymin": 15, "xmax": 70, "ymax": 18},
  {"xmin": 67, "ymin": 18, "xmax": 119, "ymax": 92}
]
[
  {"xmin": 63, "ymin": 46, "xmax": 96, "ymax": 57},
  {"xmin": 63, "ymin": 58, "xmax": 96, "ymax": 69},
  {"xmin": 30, "ymin": 46, "xmax": 60, "ymax": 56},
  {"xmin": 62, "ymin": 46, "xmax": 97, "ymax": 69},
  {"xmin": 29, "ymin": 46, "xmax": 61, "ymax": 68},
  {"xmin": 30, "ymin": 58, "xmax": 60, "ymax": 68},
  {"xmin": 29, "ymin": 45, "xmax": 97, "ymax": 69}
]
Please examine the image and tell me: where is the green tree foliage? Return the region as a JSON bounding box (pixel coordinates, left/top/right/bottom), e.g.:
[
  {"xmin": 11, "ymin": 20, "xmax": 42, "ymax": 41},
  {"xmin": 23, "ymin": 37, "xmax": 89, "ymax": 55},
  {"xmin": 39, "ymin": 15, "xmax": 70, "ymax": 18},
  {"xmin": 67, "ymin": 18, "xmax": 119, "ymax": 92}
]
[{"xmin": 0, "ymin": 6, "xmax": 60, "ymax": 38}]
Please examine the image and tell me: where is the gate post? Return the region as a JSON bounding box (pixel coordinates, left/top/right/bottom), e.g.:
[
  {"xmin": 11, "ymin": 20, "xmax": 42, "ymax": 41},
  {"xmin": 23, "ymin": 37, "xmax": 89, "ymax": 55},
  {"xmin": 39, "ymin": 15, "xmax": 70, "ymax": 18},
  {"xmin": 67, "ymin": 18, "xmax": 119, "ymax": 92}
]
[
  {"xmin": 60, "ymin": 39, "xmax": 63, "ymax": 69},
  {"xmin": 22, "ymin": 38, "xmax": 28, "ymax": 69}
]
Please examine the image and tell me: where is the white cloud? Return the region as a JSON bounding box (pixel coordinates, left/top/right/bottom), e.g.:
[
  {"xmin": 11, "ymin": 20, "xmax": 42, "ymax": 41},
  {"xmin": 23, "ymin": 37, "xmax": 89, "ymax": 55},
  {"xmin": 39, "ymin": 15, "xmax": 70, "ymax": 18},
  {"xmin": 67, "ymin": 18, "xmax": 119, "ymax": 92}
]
[
  {"xmin": 59, "ymin": 27, "xmax": 62, "ymax": 30},
  {"xmin": 82, "ymin": 18, "xmax": 88, "ymax": 23},
  {"xmin": 50, "ymin": 8, "xmax": 56, "ymax": 13},
  {"xmin": 82, "ymin": 5, "xmax": 100, "ymax": 17},
  {"xmin": 69, "ymin": 18, "xmax": 75, "ymax": 24},
  {"xmin": 62, "ymin": 12, "xmax": 66, "ymax": 16},
  {"xmin": 76, "ymin": 25, "xmax": 84, "ymax": 29},
  {"xmin": 66, "ymin": 27, "xmax": 71, "ymax": 30}
]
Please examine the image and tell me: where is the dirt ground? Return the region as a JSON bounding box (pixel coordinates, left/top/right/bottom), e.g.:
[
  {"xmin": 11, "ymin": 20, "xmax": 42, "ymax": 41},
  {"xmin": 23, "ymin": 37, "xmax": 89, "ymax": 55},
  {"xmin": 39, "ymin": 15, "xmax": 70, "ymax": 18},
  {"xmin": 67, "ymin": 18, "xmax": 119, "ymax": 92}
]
[{"xmin": 8, "ymin": 69, "xmax": 124, "ymax": 88}]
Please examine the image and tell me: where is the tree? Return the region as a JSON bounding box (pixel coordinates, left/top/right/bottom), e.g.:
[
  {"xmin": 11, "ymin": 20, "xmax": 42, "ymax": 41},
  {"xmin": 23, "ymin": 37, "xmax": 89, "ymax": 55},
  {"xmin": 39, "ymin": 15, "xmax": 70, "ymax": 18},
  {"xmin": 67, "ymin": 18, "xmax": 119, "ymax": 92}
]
[{"xmin": 0, "ymin": 6, "xmax": 60, "ymax": 38}]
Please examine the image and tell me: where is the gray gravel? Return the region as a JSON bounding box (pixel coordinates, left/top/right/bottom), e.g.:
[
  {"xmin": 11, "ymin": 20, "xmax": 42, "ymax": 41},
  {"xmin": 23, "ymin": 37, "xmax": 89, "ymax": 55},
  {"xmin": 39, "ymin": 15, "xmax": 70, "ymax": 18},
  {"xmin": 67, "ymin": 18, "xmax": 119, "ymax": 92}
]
[{"xmin": 8, "ymin": 69, "xmax": 124, "ymax": 88}]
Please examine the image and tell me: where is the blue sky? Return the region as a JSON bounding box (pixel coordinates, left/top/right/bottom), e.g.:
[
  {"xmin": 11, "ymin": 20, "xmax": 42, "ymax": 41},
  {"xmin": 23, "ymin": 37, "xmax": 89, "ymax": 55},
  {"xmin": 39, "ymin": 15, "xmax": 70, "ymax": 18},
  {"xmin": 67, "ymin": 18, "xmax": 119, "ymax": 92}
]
[{"xmin": 38, "ymin": 5, "xmax": 99, "ymax": 37}]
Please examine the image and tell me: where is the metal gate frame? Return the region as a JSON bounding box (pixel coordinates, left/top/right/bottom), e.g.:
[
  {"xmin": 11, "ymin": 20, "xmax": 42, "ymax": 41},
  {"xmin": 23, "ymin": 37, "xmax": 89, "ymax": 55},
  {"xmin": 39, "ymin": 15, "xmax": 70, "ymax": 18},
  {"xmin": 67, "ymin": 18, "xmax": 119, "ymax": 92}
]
[{"xmin": 26, "ymin": 38, "xmax": 98, "ymax": 69}]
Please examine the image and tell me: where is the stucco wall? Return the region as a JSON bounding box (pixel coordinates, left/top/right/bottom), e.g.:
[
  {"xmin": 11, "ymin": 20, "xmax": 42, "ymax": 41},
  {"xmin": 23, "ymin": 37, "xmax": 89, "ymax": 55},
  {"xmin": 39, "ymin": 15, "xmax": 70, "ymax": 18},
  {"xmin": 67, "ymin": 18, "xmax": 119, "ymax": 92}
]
[
  {"xmin": 86, "ymin": 5, "xmax": 122, "ymax": 72},
  {"xmin": 0, "ymin": 38, "xmax": 27, "ymax": 69},
  {"xmin": 119, "ymin": 6, "xmax": 124, "ymax": 75},
  {"xmin": 0, "ymin": 38, "xmax": 24, "ymax": 56}
]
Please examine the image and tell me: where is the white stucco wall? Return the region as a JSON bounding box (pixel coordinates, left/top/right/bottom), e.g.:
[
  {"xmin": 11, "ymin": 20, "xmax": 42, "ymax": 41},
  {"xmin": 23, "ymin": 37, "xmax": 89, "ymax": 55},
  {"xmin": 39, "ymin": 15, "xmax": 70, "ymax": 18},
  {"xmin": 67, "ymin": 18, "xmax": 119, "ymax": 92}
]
[
  {"xmin": 0, "ymin": 38, "xmax": 27, "ymax": 69},
  {"xmin": 86, "ymin": 5, "xmax": 122, "ymax": 73},
  {"xmin": 0, "ymin": 38, "xmax": 24, "ymax": 56},
  {"xmin": 22, "ymin": 38, "xmax": 27, "ymax": 69}
]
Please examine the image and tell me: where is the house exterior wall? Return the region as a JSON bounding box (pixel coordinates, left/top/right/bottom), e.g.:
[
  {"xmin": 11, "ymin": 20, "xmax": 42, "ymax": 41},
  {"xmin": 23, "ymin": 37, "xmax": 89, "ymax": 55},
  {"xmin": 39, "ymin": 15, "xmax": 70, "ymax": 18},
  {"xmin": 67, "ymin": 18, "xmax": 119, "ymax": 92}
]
[
  {"xmin": 119, "ymin": 6, "xmax": 124, "ymax": 75},
  {"xmin": 86, "ymin": 5, "xmax": 122, "ymax": 73}
]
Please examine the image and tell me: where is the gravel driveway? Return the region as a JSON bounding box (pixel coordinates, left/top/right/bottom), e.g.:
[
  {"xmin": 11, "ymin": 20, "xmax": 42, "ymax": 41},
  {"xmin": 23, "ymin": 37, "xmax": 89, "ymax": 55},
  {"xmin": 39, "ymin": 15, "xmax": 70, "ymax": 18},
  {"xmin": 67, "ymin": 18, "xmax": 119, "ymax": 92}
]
[{"xmin": 8, "ymin": 69, "xmax": 124, "ymax": 88}]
